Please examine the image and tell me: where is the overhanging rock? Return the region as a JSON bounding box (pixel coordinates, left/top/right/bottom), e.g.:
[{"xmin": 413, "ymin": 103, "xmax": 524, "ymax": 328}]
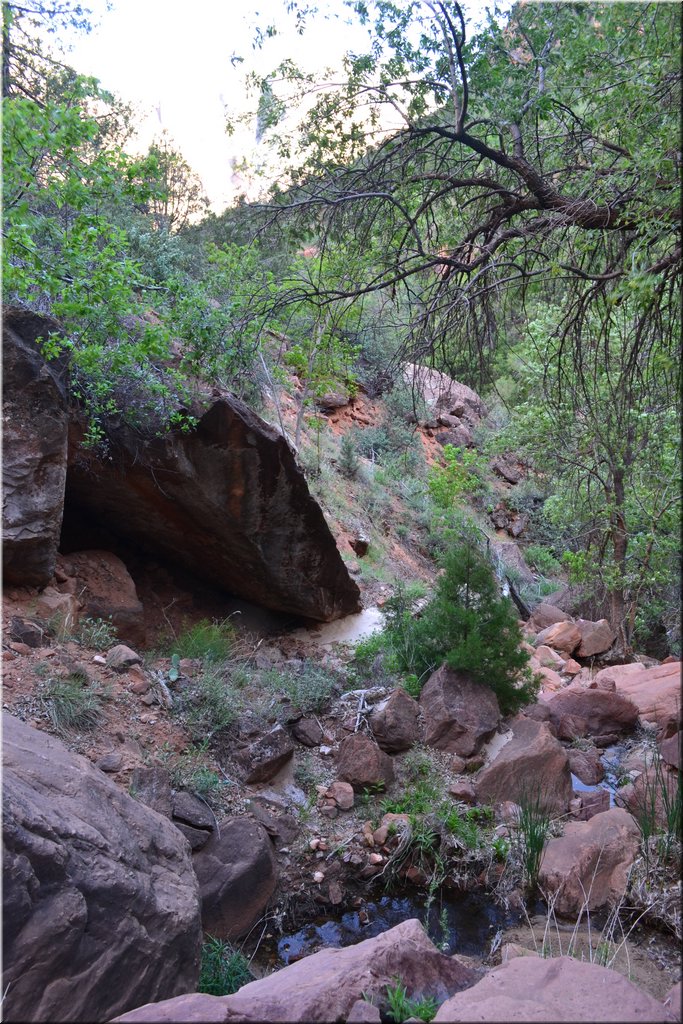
[{"xmin": 65, "ymin": 397, "xmax": 361, "ymax": 622}]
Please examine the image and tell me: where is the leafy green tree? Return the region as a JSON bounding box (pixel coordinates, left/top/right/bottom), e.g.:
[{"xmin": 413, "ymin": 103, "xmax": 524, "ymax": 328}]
[
  {"xmin": 145, "ymin": 131, "xmax": 209, "ymax": 233},
  {"xmin": 384, "ymin": 536, "xmax": 538, "ymax": 714}
]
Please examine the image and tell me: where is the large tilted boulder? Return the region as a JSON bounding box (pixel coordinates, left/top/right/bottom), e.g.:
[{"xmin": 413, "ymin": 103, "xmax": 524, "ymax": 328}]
[
  {"xmin": 192, "ymin": 816, "xmax": 277, "ymax": 941},
  {"xmin": 475, "ymin": 716, "xmax": 573, "ymax": 814},
  {"xmin": 543, "ymin": 686, "xmax": 640, "ymax": 745},
  {"xmin": 56, "ymin": 550, "xmax": 145, "ymax": 646},
  {"xmin": 64, "ymin": 395, "xmax": 360, "ymax": 622},
  {"xmin": 2, "ymin": 308, "xmax": 70, "ymax": 586},
  {"xmin": 595, "ymin": 662, "xmax": 682, "ymax": 733},
  {"xmin": 433, "ymin": 954, "xmax": 677, "ymax": 1022},
  {"xmin": 2, "ymin": 714, "xmax": 201, "ymax": 1023},
  {"xmin": 419, "ymin": 666, "xmax": 501, "ymax": 757},
  {"xmin": 538, "ymin": 808, "xmax": 641, "ymax": 917},
  {"xmin": 113, "ymin": 918, "xmax": 480, "ymax": 1023},
  {"xmin": 370, "ymin": 687, "xmax": 422, "ymax": 752}
]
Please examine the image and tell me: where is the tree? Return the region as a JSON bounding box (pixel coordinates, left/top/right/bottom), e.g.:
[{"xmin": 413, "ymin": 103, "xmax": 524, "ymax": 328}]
[
  {"xmin": 240, "ymin": 0, "xmax": 680, "ymax": 642},
  {"xmin": 145, "ymin": 131, "xmax": 209, "ymax": 233},
  {"xmin": 383, "ymin": 535, "xmax": 538, "ymax": 714}
]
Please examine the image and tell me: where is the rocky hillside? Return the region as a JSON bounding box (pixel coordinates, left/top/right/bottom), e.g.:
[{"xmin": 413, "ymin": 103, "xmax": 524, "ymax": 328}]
[{"xmin": 2, "ymin": 313, "xmax": 681, "ymax": 1024}]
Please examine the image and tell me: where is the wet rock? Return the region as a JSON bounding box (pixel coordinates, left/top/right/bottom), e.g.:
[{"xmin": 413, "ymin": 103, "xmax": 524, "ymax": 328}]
[
  {"xmin": 419, "ymin": 666, "xmax": 500, "ymax": 757},
  {"xmin": 238, "ymin": 725, "xmax": 295, "ymax": 784},
  {"xmin": 433, "ymin": 954, "xmax": 675, "ymax": 1023},
  {"xmin": 193, "ymin": 816, "xmax": 277, "ymax": 941},
  {"xmin": 575, "ymin": 618, "xmax": 616, "ymax": 658},
  {"xmin": 2, "ymin": 308, "xmax": 69, "ymax": 587},
  {"xmin": 337, "ymin": 733, "xmax": 395, "ymax": 791},
  {"xmin": 57, "ymin": 550, "xmax": 145, "ymax": 647},
  {"xmin": 106, "ymin": 644, "xmax": 143, "ymax": 672},
  {"xmin": 475, "ymin": 716, "xmax": 573, "ymax": 814},
  {"xmin": 3, "ymin": 714, "xmax": 201, "ymax": 1023},
  {"xmin": 370, "ymin": 687, "xmax": 422, "ymax": 753},
  {"xmin": 544, "ymin": 686, "xmax": 639, "ymax": 745},
  {"xmin": 567, "ymin": 745, "xmax": 605, "ymax": 785},
  {"xmin": 538, "ymin": 808, "xmax": 640, "ymax": 915}
]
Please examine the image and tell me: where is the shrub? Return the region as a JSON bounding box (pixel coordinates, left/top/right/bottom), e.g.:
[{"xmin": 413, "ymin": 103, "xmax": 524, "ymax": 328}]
[
  {"xmin": 515, "ymin": 789, "xmax": 552, "ymax": 890},
  {"xmin": 524, "ymin": 544, "xmax": 562, "ymax": 577},
  {"xmin": 384, "ymin": 978, "xmax": 438, "ymax": 1023},
  {"xmin": 174, "ymin": 665, "xmax": 244, "ymax": 739},
  {"xmin": 263, "ymin": 660, "xmax": 340, "ymax": 714},
  {"xmin": 171, "ymin": 617, "xmax": 238, "ymax": 662},
  {"xmin": 338, "ymin": 432, "xmax": 360, "ymax": 479},
  {"xmin": 159, "ymin": 741, "xmax": 223, "ymax": 800},
  {"xmin": 73, "ymin": 616, "xmax": 118, "ymax": 649},
  {"xmin": 198, "ymin": 936, "xmax": 253, "ymax": 995},
  {"xmin": 428, "ymin": 445, "xmax": 488, "ymax": 507}
]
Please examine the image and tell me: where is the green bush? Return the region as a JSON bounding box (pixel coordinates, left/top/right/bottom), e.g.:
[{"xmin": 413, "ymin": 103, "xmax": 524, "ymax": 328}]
[
  {"xmin": 174, "ymin": 665, "xmax": 244, "ymax": 739},
  {"xmin": 524, "ymin": 544, "xmax": 562, "ymax": 577},
  {"xmin": 382, "ymin": 537, "xmax": 539, "ymax": 714},
  {"xmin": 384, "ymin": 978, "xmax": 438, "ymax": 1023},
  {"xmin": 198, "ymin": 936, "xmax": 253, "ymax": 995},
  {"xmin": 263, "ymin": 660, "xmax": 340, "ymax": 714},
  {"xmin": 171, "ymin": 617, "xmax": 238, "ymax": 662},
  {"xmin": 73, "ymin": 616, "xmax": 118, "ymax": 649},
  {"xmin": 428, "ymin": 445, "xmax": 488, "ymax": 507}
]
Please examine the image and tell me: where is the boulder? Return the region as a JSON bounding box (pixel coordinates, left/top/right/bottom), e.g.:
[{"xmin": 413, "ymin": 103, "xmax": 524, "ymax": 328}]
[
  {"xmin": 2, "ymin": 713, "xmax": 201, "ymax": 1023},
  {"xmin": 575, "ymin": 618, "xmax": 616, "ymax": 658},
  {"xmin": 106, "ymin": 644, "xmax": 143, "ymax": 673},
  {"xmin": 538, "ymin": 808, "xmax": 641, "ymax": 916},
  {"xmin": 370, "ymin": 687, "xmax": 422, "ymax": 753},
  {"xmin": 433, "ymin": 954, "xmax": 676, "ymax": 1022},
  {"xmin": 436, "ymin": 424, "xmax": 474, "ymax": 449},
  {"xmin": 475, "ymin": 716, "xmax": 573, "ymax": 814},
  {"xmin": 291, "ymin": 717, "xmax": 324, "ymax": 747},
  {"xmin": 2, "ymin": 308, "xmax": 70, "ymax": 587},
  {"xmin": 419, "ymin": 666, "xmax": 500, "ymax": 758},
  {"xmin": 337, "ymin": 733, "xmax": 395, "ymax": 791},
  {"xmin": 130, "ymin": 767, "xmax": 173, "ymax": 817},
  {"xmin": 595, "ymin": 662, "xmax": 681, "ymax": 733},
  {"xmin": 115, "ymin": 919, "xmax": 479, "ymax": 1023},
  {"xmin": 490, "ymin": 456, "xmax": 523, "ymax": 484},
  {"xmin": 192, "ymin": 816, "xmax": 277, "ymax": 941},
  {"xmin": 567, "ymin": 745, "xmax": 605, "ymax": 786},
  {"xmin": 543, "ymin": 685, "xmax": 639, "ymax": 744},
  {"xmin": 237, "ymin": 725, "xmax": 295, "ymax": 784},
  {"xmin": 492, "ymin": 541, "xmax": 536, "ymax": 584},
  {"xmin": 535, "ymin": 646, "xmax": 565, "ymax": 671},
  {"xmin": 405, "ymin": 363, "xmax": 487, "ymax": 429},
  {"xmin": 64, "ymin": 395, "xmax": 361, "ymax": 622},
  {"xmin": 528, "ymin": 603, "xmax": 572, "ymax": 632},
  {"xmin": 56, "ymin": 550, "xmax": 145, "ymax": 647},
  {"xmin": 659, "ymin": 731, "xmax": 680, "ymax": 770},
  {"xmin": 573, "ymin": 788, "xmax": 611, "ymax": 821},
  {"xmin": 534, "ymin": 621, "xmax": 582, "ymax": 655}
]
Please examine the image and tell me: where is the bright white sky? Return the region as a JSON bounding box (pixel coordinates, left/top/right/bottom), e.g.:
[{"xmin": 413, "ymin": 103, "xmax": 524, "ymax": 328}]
[{"xmin": 54, "ymin": 0, "xmax": 510, "ymax": 212}]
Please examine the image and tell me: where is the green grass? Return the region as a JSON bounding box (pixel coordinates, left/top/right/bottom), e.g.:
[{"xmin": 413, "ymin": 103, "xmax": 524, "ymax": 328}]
[
  {"xmin": 198, "ymin": 936, "xmax": 253, "ymax": 995},
  {"xmin": 41, "ymin": 676, "xmax": 107, "ymax": 735},
  {"xmin": 384, "ymin": 978, "xmax": 438, "ymax": 1023},
  {"xmin": 73, "ymin": 616, "xmax": 118, "ymax": 649},
  {"xmin": 262, "ymin": 660, "xmax": 340, "ymax": 714},
  {"xmin": 171, "ymin": 617, "xmax": 239, "ymax": 662},
  {"xmin": 516, "ymin": 790, "xmax": 552, "ymax": 889}
]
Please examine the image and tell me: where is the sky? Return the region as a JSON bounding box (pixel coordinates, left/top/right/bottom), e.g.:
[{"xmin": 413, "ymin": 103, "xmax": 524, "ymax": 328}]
[{"xmin": 53, "ymin": 0, "xmax": 510, "ymax": 212}]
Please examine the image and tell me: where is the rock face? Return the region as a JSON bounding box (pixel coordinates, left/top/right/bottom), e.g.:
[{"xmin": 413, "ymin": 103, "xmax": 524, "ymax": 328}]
[
  {"xmin": 2, "ymin": 713, "xmax": 201, "ymax": 1023},
  {"xmin": 475, "ymin": 716, "xmax": 573, "ymax": 814},
  {"xmin": 114, "ymin": 918, "xmax": 480, "ymax": 1023},
  {"xmin": 538, "ymin": 808, "xmax": 641, "ymax": 916},
  {"xmin": 2, "ymin": 308, "xmax": 70, "ymax": 586},
  {"xmin": 64, "ymin": 397, "xmax": 361, "ymax": 622},
  {"xmin": 419, "ymin": 666, "xmax": 501, "ymax": 757},
  {"xmin": 192, "ymin": 816, "xmax": 277, "ymax": 941},
  {"xmin": 433, "ymin": 954, "xmax": 677, "ymax": 1023}
]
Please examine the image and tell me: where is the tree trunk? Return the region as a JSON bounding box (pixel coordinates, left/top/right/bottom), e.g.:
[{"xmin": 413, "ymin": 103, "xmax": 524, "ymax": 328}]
[{"xmin": 609, "ymin": 469, "xmax": 630, "ymax": 654}]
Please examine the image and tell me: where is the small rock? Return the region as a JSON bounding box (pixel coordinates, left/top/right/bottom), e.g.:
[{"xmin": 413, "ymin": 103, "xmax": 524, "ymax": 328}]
[
  {"xmin": 130, "ymin": 679, "xmax": 151, "ymax": 695},
  {"xmin": 106, "ymin": 644, "xmax": 142, "ymax": 672},
  {"xmin": 9, "ymin": 617, "xmax": 45, "ymax": 648},
  {"xmin": 96, "ymin": 751, "xmax": 123, "ymax": 773},
  {"xmin": 313, "ymin": 871, "xmax": 324, "ymax": 883},
  {"xmin": 448, "ymin": 780, "xmax": 477, "ymax": 804},
  {"xmin": 326, "ymin": 780, "xmax": 355, "ymax": 810},
  {"xmin": 368, "ymin": 853, "xmax": 383, "ymax": 865},
  {"xmin": 8, "ymin": 642, "xmax": 32, "ymax": 656}
]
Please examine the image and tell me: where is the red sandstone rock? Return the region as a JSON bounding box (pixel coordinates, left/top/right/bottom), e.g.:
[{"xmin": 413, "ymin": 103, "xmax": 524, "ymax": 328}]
[
  {"xmin": 544, "ymin": 686, "xmax": 639, "ymax": 744},
  {"xmin": 419, "ymin": 666, "xmax": 500, "ymax": 757},
  {"xmin": 534, "ymin": 621, "xmax": 582, "ymax": 655},
  {"xmin": 528, "ymin": 603, "xmax": 572, "ymax": 632},
  {"xmin": 433, "ymin": 954, "xmax": 676, "ymax": 1022},
  {"xmin": 539, "ymin": 807, "xmax": 640, "ymax": 915},
  {"xmin": 567, "ymin": 745, "xmax": 605, "ymax": 785},
  {"xmin": 57, "ymin": 549, "xmax": 145, "ymax": 646},
  {"xmin": 337, "ymin": 733, "xmax": 395, "ymax": 791},
  {"xmin": 475, "ymin": 716, "xmax": 573, "ymax": 814},
  {"xmin": 596, "ymin": 662, "xmax": 681, "ymax": 733},
  {"xmin": 575, "ymin": 618, "xmax": 616, "ymax": 658},
  {"xmin": 370, "ymin": 687, "xmax": 421, "ymax": 752}
]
